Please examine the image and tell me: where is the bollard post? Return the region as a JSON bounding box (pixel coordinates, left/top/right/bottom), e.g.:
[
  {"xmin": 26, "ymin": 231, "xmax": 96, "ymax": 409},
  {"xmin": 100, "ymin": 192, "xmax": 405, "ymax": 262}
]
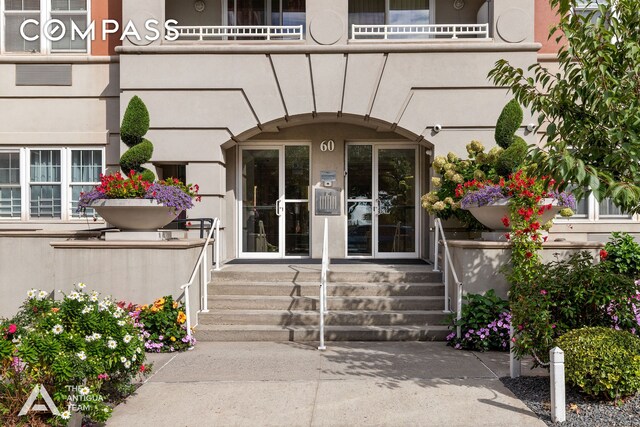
[
  {"xmin": 509, "ymin": 324, "xmax": 521, "ymax": 378},
  {"xmin": 550, "ymin": 347, "xmax": 566, "ymax": 423}
]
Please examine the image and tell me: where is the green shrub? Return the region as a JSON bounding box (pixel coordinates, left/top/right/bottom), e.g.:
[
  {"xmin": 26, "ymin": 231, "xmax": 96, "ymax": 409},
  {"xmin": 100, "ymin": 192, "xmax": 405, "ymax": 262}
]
[
  {"xmin": 0, "ymin": 285, "xmax": 150, "ymax": 426},
  {"xmin": 119, "ymin": 139, "xmax": 154, "ymax": 178},
  {"xmin": 495, "ymin": 137, "xmax": 528, "ymax": 177},
  {"xmin": 510, "ymin": 251, "xmax": 639, "ymax": 364},
  {"xmin": 120, "ymin": 96, "xmax": 150, "ymax": 147},
  {"xmin": 603, "ymin": 232, "xmax": 640, "ymax": 277},
  {"xmin": 556, "ymin": 327, "xmax": 640, "ymax": 400},
  {"xmin": 495, "ymin": 99, "xmax": 523, "ymax": 149},
  {"xmin": 447, "ymin": 290, "xmax": 511, "ymax": 352},
  {"xmin": 119, "ymin": 96, "xmax": 155, "ymax": 181}
]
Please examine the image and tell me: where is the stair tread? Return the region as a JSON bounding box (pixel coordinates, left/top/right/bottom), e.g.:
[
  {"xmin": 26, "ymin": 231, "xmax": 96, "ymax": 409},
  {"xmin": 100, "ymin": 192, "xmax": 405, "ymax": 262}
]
[
  {"xmin": 210, "ymin": 295, "xmax": 444, "ymax": 300},
  {"xmin": 201, "ymin": 309, "xmax": 449, "ymax": 315},
  {"xmin": 210, "ymin": 282, "xmax": 444, "ymax": 286},
  {"xmin": 196, "ymin": 324, "xmax": 450, "ymax": 331}
]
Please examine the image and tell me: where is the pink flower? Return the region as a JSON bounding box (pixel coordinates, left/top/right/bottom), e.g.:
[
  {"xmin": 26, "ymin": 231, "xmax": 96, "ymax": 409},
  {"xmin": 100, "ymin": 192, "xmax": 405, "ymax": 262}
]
[
  {"xmin": 7, "ymin": 324, "xmax": 17, "ymax": 335},
  {"xmin": 540, "ymin": 290, "xmax": 547, "ymax": 296}
]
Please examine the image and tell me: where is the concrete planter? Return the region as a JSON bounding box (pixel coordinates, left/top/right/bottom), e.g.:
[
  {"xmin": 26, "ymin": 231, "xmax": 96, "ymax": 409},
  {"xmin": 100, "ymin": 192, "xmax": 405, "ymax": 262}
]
[
  {"xmin": 91, "ymin": 199, "xmax": 181, "ymax": 231},
  {"xmin": 465, "ymin": 198, "xmax": 563, "ymax": 231}
]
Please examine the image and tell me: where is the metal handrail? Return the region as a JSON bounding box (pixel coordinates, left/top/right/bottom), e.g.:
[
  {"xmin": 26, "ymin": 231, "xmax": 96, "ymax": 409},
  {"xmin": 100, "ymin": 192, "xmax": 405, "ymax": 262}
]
[
  {"xmin": 168, "ymin": 218, "xmax": 221, "ymax": 269},
  {"xmin": 351, "ymin": 23, "xmax": 490, "ymax": 40},
  {"xmin": 173, "ymin": 25, "xmax": 304, "ymax": 41},
  {"xmin": 433, "ymin": 217, "xmax": 464, "ymax": 338},
  {"xmin": 318, "ymin": 218, "xmax": 330, "ymax": 351},
  {"xmin": 179, "ymin": 217, "xmax": 221, "ymax": 338}
]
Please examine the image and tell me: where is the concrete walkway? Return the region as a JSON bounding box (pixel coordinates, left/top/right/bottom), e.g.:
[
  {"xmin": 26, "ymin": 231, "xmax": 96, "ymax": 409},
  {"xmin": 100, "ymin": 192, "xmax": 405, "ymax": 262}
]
[{"xmin": 108, "ymin": 342, "xmax": 546, "ymax": 427}]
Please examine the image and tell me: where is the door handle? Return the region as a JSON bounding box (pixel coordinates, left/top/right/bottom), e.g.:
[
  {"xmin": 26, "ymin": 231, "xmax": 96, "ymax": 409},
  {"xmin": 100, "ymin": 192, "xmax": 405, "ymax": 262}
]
[{"xmin": 276, "ymin": 198, "xmax": 284, "ymax": 217}]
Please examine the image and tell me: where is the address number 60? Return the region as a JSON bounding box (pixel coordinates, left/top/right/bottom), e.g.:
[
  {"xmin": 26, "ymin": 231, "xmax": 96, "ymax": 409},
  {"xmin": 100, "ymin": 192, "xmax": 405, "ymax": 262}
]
[{"xmin": 320, "ymin": 140, "xmax": 335, "ymax": 152}]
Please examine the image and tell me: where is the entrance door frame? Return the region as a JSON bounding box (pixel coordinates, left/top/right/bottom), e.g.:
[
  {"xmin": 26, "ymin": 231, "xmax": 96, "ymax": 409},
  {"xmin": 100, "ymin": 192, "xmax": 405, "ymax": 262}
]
[
  {"xmin": 236, "ymin": 141, "xmax": 312, "ymax": 259},
  {"xmin": 344, "ymin": 142, "xmax": 421, "ymax": 259}
]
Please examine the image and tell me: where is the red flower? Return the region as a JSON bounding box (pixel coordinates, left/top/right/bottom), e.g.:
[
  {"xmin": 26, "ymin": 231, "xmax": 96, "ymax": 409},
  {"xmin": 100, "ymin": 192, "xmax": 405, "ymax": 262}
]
[
  {"xmin": 600, "ymin": 249, "xmax": 608, "ymax": 260},
  {"xmin": 7, "ymin": 324, "xmax": 17, "ymax": 335},
  {"xmin": 139, "ymin": 365, "xmax": 147, "ymax": 372},
  {"xmin": 543, "ymin": 236, "xmax": 548, "ymax": 243},
  {"xmin": 525, "ymin": 252, "xmax": 533, "ymax": 259},
  {"xmin": 501, "ymin": 216, "xmax": 510, "ymax": 227},
  {"xmin": 504, "ymin": 233, "xmax": 510, "ymax": 241}
]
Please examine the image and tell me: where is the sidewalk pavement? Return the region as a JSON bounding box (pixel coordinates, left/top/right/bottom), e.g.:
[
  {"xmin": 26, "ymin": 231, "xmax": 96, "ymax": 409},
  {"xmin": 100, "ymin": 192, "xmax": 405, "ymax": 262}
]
[{"xmin": 107, "ymin": 342, "xmax": 547, "ymax": 427}]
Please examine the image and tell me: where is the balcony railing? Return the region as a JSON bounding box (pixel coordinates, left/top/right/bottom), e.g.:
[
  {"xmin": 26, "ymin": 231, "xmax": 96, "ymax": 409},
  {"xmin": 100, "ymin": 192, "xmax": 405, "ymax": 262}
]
[
  {"xmin": 173, "ymin": 25, "xmax": 304, "ymax": 41},
  {"xmin": 351, "ymin": 23, "xmax": 490, "ymax": 40}
]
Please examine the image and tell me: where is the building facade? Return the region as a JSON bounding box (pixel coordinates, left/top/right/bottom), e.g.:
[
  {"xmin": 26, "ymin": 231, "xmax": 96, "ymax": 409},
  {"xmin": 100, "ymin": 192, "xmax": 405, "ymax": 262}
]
[{"xmin": 0, "ymin": 0, "xmax": 635, "ymax": 262}]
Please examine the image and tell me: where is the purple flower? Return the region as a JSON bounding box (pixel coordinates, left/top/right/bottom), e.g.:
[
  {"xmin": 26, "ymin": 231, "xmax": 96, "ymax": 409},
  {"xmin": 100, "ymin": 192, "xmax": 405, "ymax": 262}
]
[
  {"xmin": 460, "ymin": 185, "xmax": 507, "ymax": 210},
  {"xmin": 549, "ymin": 191, "xmax": 577, "ymax": 210}
]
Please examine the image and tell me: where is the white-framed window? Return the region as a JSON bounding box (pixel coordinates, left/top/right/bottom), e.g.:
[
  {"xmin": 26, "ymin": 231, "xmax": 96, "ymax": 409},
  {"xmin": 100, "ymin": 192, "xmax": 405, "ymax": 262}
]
[
  {"xmin": 0, "ymin": 150, "xmax": 22, "ymax": 218},
  {"xmin": 1, "ymin": 0, "xmax": 91, "ymax": 54},
  {"xmin": 556, "ymin": 189, "xmax": 635, "ymax": 222},
  {"xmin": 573, "ymin": 0, "xmax": 607, "ymax": 23},
  {"xmin": 0, "ymin": 147, "xmax": 104, "ymax": 221}
]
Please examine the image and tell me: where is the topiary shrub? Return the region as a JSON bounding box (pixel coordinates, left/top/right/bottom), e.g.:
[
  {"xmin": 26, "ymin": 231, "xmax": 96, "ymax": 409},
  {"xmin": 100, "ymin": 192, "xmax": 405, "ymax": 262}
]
[
  {"xmin": 556, "ymin": 327, "xmax": 640, "ymax": 400},
  {"xmin": 120, "ymin": 96, "xmax": 154, "ymax": 181},
  {"xmin": 495, "ymin": 99, "xmax": 524, "ymax": 149},
  {"xmin": 495, "ymin": 137, "xmax": 528, "ymax": 177}
]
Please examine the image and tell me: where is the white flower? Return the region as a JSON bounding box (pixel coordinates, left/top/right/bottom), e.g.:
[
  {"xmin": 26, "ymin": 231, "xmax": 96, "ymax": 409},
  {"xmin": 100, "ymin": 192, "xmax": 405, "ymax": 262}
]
[
  {"xmin": 123, "ymin": 334, "xmax": 132, "ymax": 344},
  {"xmin": 90, "ymin": 295, "xmax": 98, "ymax": 302},
  {"xmin": 79, "ymin": 386, "xmax": 90, "ymax": 396},
  {"xmin": 136, "ymin": 347, "xmax": 142, "ymax": 354},
  {"xmin": 92, "ymin": 332, "xmax": 101, "ymax": 340},
  {"xmin": 113, "ymin": 308, "xmax": 125, "ymax": 318},
  {"xmin": 60, "ymin": 410, "xmax": 71, "ymax": 420},
  {"xmin": 68, "ymin": 291, "xmax": 80, "ymax": 301},
  {"xmin": 27, "ymin": 289, "xmax": 37, "ymax": 299},
  {"xmin": 38, "ymin": 290, "xmax": 49, "ymax": 300},
  {"xmin": 52, "ymin": 325, "xmax": 63, "ymax": 335},
  {"xmin": 77, "ymin": 351, "xmax": 86, "ymax": 360},
  {"xmin": 85, "ymin": 335, "xmax": 93, "ymax": 342},
  {"xmin": 98, "ymin": 301, "xmax": 108, "ymax": 311},
  {"xmin": 131, "ymin": 354, "xmax": 137, "ymax": 362},
  {"xmin": 12, "ymin": 337, "xmax": 20, "ymax": 344},
  {"xmin": 124, "ymin": 361, "xmax": 131, "ymax": 369},
  {"xmin": 120, "ymin": 356, "xmax": 127, "ymax": 363},
  {"xmin": 81, "ymin": 306, "xmax": 93, "ymax": 314},
  {"xmin": 107, "ymin": 340, "xmax": 117, "ymax": 350},
  {"xmin": 117, "ymin": 320, "xmax": 126, "ymax": 327},
  {"xmin": 77, "ymin": 282, "xmax": 86, "ymax": 289}
]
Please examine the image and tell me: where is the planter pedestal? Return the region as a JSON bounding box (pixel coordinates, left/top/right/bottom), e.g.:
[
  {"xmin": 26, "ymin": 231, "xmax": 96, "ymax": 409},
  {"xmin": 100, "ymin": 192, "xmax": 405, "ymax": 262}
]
[{"xmin": 104, "ymin": 230, "xmax": 188, "ymax": 241}]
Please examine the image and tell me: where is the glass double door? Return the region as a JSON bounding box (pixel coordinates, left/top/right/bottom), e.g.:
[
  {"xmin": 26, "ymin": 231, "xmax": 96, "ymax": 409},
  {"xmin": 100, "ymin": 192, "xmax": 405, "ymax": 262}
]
[
  {"xmin": 347, "ymin": 144, "xmax": 418, "ymax": 258},
  {"xmin": 240, "ymin": 146, "xmax": 310, "ymax": 258}
]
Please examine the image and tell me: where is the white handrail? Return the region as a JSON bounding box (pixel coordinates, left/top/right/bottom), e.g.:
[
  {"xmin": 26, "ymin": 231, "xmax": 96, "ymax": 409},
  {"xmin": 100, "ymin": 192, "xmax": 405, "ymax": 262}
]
[
  {"xmin": 318, "ymin": 218, "xmax": 330, "ymax": 351},
  {"xmin": 180, "ymin": 217, "xmax": 221, "ymax": 338},
  {"xmin": 173, "ymin": 25, "xmax": 304, "ymax": 41},
  {"xmin": 433, "ymin": 218, "xmax": 464, "ymax": 338},
  {"xmin": 351, "ymin": 23, "xmax": 490, "ymax": 40}
]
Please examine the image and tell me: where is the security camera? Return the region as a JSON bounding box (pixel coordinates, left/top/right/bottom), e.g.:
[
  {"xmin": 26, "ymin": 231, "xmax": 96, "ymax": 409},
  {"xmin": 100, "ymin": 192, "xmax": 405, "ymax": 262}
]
[
  {"xmin": 526, "ymin": 123, "xmax": 536, "ymax": 132},
  {"xmin": 433, "ymin": 124, "xmax": 442, "ymax": 133}
]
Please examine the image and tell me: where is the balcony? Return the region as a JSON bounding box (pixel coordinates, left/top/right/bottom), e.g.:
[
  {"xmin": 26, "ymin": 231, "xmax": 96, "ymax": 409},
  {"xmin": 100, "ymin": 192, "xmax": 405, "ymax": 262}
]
[
  {"xmin": 350, "ymin": 23, "xmax": 490, "ymax": 40},
  {"xmin": 173, "ymin": 25, "xmax": 304, "ymax": 41}
]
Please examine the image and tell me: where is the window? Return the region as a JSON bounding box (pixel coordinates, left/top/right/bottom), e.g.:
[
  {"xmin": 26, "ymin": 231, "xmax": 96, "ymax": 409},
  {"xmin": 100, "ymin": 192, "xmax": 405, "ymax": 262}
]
[
  {"xmin": 574, "ymin": 0, "xmax": 607, "ymax": 24},
  {"xmin": 556, "ymin": 190, "xmax": 635, "ymax": 222},
  {"xmin": 0, "ymin": 152, "xmax": 22, "ymax": 218},
  {"xmin": 2, "ymin": 0, "xmax": 90, "ymax": 54},
  {"xmin": 70, "ymin": 149, "xmax": 101, "ymax": 218},
  {"xmin": 227, "ymin": 0, "xmax": 305, "ymax": 27},
  {"xmin": 29, "ymin": 149, "xmax": 62, "ymax": 218},
  {"xmin": 349, "ymin": 0, "xmax": 431, "ymax": 38},
  {"xmin": 0, "ymin": 147, "xmax": 103, "ymax": 221}
]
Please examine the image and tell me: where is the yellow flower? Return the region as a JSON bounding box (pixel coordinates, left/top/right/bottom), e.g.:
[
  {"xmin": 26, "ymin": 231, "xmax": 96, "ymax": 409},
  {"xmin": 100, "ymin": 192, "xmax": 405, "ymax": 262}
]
[
  {"xmin": 177, "ymin": 311, "xmax": 187, "ymax": 324},
  {"xmin": 150, "ymin": 306, "xmax": 159, "ymax": 313},
  {"xmin": 170, "ymin": 336, "xmax": 176, "ymax": 342},
  {"xmin": 154, "ymin": 298, "xmax": 166, "ymax": 307},
  {"xmin": 173, "ymin": 301, "xmax": 178, "ymax": 309}
]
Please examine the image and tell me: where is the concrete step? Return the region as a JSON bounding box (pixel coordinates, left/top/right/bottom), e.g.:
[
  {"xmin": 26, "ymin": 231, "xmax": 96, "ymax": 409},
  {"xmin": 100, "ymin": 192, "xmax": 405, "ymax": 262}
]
[
  {"xmin": 208, "ymin": 296, "xmax": 445, "ymax": 311},
  {"xmin": 199, "ymin": 309, "xmax": 449, "ymax": 326},
  {"xmin": 213, "ymin": 270, "xmax": 442, "ymax": 284},
  {"xmin": 209, "ymin": 282, "xmax": 445, "ymax": 297},
  {"xmin": 194, "ymin": 324, "xmax": 450, "ymax": 342}
]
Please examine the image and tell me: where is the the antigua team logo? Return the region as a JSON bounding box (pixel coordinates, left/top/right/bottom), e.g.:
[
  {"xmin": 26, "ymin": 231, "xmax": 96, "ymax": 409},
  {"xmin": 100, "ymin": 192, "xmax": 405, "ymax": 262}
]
[{"xmin": 18, "ymin": 384, "xmax": 60, "ymax": 417}]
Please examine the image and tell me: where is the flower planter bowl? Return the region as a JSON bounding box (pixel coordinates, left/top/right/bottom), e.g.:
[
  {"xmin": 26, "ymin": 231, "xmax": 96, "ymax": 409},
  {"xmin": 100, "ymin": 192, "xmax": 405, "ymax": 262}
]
[
  {"xmin": 465, "ymin": 198, "xmax": 564, "ymax": 231},
  {"xmin": 91, "ymin": 199, "xmax": 181, "ymax": 231}
]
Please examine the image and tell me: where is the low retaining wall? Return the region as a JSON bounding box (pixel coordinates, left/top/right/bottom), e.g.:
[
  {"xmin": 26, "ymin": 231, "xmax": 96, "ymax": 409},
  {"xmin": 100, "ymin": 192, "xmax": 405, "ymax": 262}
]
[
  {"xmin": 447, "ymin": 240, "xmax": 605, "ymax": 301},
  {"xmin": 0, "ymin": 231, "xmax": 210, "ymax": 327}
]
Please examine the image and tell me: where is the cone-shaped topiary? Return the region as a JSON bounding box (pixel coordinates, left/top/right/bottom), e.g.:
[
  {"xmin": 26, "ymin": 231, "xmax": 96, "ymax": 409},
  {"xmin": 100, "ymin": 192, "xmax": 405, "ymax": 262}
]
[
  {"xmin": 495, "ymin": 99, "xmax": 524, "ymax": 149},
  {"xmin": 495, "ymin": 136, "xmax": 528, "ymax": 177},
  {"xmin": 120, "ymin": 96, "xmax": 154, "ymax": 181}
]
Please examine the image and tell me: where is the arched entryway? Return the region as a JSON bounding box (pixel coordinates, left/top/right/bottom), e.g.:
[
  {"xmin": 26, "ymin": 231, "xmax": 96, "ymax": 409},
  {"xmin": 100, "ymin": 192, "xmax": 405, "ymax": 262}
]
[{"xmin": 225, "ymin": 115, "xmax": 433, "ymax": 260}]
